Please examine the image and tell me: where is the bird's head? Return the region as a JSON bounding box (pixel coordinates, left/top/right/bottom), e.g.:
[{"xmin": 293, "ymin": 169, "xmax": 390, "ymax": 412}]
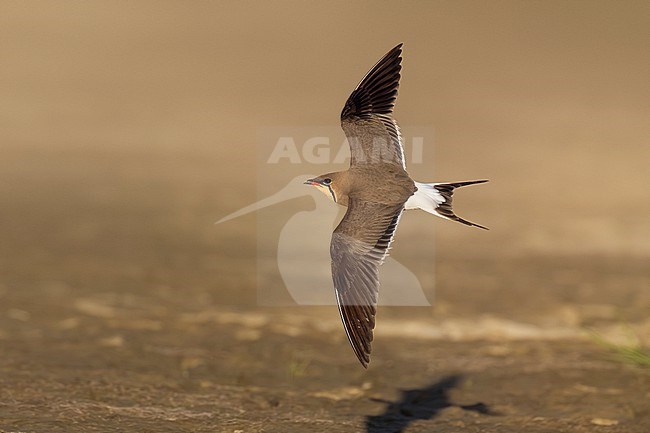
[{"xmin": 304, "ymin": 173, "xmax": 340, "ymax": 203}]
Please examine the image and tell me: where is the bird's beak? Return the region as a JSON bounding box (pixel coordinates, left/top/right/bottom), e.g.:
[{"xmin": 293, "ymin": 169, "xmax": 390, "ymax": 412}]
[{"xmin": 304, "ymin": 179, "xmax": 317, "ymax": 186}]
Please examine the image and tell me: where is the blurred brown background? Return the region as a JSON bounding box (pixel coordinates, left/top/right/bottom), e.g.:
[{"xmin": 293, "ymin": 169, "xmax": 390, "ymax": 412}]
[{"xmin": 1, "ymin": 1, "xmax": 649, "ymax": 431}]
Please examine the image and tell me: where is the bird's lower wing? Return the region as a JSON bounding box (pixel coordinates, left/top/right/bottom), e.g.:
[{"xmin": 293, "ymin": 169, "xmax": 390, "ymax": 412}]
[{"xmin": 330, "ymin": 199, "xmax": 404, "ymax": 367}]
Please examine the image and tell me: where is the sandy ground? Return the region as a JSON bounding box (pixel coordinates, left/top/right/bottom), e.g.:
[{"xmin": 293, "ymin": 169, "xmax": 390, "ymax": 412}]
[
  {"xmin": 1, "ymin": 149, "xmax": 648, "ymax": 432},
  {"xmin": 1, "ymin": 2, "xmax": 649, "ymax": 432}
]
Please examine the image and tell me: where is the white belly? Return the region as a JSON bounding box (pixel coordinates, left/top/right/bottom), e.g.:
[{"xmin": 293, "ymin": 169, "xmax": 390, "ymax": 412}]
[{"xmin": 405, "ymin": 181, "xmax": 445, "ymax": 213}]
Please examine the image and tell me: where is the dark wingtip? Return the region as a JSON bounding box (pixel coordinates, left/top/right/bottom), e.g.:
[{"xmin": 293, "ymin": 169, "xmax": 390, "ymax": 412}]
[
  {"xmin": 341, "ymin": 44, "xmax": 404, "ymax": 120},
  {"xmin": 352, "ymin": 343, "xmax": 371, "ymax": 368}
]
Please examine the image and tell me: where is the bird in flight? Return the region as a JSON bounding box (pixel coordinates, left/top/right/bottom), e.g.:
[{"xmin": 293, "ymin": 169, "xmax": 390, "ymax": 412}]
[{"xmin": 304, "ymin": 44, "xmax": 488, "ymax": 368}]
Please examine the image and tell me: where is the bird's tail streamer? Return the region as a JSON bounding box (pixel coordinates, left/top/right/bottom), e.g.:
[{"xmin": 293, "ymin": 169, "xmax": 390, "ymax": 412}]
[{"xmin": 406, "ymin": 180, "xmax": 489, "ymax": 230}]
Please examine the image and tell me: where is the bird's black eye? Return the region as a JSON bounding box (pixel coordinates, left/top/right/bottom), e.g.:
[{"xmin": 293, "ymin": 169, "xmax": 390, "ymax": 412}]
[{"xmin": 323, "ymin": 178, "xmax": 332, "ymax": 185}]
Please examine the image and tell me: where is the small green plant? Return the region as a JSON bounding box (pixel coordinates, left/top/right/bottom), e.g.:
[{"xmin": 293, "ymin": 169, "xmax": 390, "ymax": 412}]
[
  {"xmin": 588, "ymin": 326, "xmax": 650, "ymax": 368},
  {"xmin": 287, "ymin": 354, "xmax": 311, "ymax": 378}
]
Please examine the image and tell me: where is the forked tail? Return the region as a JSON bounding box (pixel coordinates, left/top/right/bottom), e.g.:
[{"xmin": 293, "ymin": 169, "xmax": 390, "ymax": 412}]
[{"xmin": 405, "ymin": 180, "xmax": 489, "ymax": 230}]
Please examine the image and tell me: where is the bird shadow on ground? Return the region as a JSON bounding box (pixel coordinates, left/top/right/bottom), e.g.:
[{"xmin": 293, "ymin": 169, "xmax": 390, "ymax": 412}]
[{"xmin": 365, "ymin": 374, "xmax": 495, "ymax": 433}]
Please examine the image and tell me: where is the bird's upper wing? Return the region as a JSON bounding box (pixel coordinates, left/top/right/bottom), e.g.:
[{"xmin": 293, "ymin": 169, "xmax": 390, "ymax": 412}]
[
  {"xmin": 340, "ymin": 44, "xmax": 405, "ymax": 169},
  {"xmin": 330, "ymin": 198, "xmax": 405, "ymax": 367}
]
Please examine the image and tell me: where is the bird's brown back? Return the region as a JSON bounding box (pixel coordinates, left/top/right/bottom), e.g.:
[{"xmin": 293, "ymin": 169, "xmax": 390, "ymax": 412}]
[{"xmin": 347, "ymin": 164, "xmax": 416, "ymax": 206}]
